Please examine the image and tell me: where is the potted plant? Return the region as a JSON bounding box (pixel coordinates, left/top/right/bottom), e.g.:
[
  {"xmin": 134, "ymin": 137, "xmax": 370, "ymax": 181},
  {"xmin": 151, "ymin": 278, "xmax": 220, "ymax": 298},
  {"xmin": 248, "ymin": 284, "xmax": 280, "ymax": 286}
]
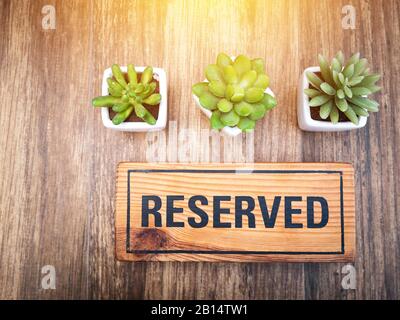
[
  {"xmin": 192, "ymin": 53, "xmax": 277, "ymax": 136},
  {"xmin": 92, "ymin": 64, "xmax": 167, "ymax": 131},
  {"xmin": 298, "ymin": 51, "xmax": 381, "ymax": 132}
]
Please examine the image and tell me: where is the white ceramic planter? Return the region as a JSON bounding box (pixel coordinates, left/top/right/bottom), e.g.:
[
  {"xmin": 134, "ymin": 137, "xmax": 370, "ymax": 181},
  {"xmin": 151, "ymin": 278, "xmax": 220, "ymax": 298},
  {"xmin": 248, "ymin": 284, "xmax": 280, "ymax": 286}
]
[
  {"xmin": 193, "ymin": 82, "xmax": 275, "ymax": 137},
  {"xmin": 298, "ymin": 66, "xmax": 367, "ymax": 132},
  {"xmin": 101, "ymin": 66, "xmax": 167, "ymax": 132}
]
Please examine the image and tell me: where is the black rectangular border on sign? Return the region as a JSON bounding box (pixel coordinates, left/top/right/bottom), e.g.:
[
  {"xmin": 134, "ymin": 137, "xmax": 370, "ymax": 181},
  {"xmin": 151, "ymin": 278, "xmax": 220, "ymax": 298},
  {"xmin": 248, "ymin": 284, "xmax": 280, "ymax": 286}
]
[{"xmin": 125, "ymin": 169, "xmax": 344, "ymax": 255}]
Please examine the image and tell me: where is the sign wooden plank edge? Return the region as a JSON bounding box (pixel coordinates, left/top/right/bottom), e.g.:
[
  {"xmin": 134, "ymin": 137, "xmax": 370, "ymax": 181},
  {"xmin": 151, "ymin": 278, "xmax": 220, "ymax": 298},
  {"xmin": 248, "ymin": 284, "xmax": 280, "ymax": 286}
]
[{"xmin": 115, "ymin": 162, "xmax": 356, "ymax": 263}]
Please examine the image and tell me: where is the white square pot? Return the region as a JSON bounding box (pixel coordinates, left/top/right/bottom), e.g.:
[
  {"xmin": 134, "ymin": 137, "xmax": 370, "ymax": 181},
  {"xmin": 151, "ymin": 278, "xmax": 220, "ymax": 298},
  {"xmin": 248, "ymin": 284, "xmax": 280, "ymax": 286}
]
[
  {"xmin": 193, "ymin": 82, "xmax": 275, "ymax": 137},
  {"xmin": 297, "ymin": 66, "xmax": 367, "ymax": 132},
  {"xmin": 101, "ymin": 66, "xmax": 167, "ymax": 132}
]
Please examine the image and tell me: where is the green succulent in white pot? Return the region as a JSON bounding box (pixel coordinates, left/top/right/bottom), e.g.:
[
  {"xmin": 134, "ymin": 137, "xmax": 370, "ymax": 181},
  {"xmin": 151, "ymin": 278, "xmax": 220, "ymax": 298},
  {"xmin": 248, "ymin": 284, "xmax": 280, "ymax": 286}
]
[
  {"xmin": 298, "ymin": 51, "xmax": 381, "ymax": 132},
  {"xmin": 192, "ymin": 53, "xmax": 277, "ymax": 136}
]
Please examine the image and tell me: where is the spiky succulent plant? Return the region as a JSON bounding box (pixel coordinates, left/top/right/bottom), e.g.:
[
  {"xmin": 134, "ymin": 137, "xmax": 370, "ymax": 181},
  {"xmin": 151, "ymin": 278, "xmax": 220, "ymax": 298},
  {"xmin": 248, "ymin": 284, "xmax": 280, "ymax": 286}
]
[
  {"xmin": 305, "ymin": 51, "xmax": 381, "ymax": 124},
  {"xmin": 192, "ymin": 53, "xmax": 277, "ymax": 132},
  {"xmin": 92, "ymin": 64, "xmax": 161, "ymax": 125}
]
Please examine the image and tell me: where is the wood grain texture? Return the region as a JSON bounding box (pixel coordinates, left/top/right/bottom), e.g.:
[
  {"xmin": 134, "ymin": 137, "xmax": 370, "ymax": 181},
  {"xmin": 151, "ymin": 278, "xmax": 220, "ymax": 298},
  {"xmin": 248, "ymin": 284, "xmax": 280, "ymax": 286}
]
[
  {"xmin": 115, "ymin": 162, "xmax": 355, "ymax": 262},
  {"xmin": 0, "ymin": 0, "xmax": 399, "ymax": 299}
]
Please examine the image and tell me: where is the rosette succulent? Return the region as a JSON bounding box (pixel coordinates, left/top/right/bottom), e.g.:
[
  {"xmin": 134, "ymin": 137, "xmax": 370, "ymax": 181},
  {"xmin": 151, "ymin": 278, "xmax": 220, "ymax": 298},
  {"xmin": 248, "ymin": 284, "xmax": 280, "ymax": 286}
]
[
  {"xmin": 192, "ymin": 53, "xmax": 277, "ymax": 132},
  {"xmin": 305, "ymin": 51, "xmax": 381, "ymax": 124},
  {"xmin": 92, "ymin": 64, "xmax": 161, "ymax": 125}
]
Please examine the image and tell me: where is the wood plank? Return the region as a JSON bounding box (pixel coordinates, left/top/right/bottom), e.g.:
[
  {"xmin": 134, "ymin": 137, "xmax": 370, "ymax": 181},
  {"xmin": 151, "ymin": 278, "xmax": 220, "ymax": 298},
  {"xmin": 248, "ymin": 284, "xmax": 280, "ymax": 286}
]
[
  {"xmin": 115, "ymin": 162, "xmax": 355, "ymax": 262},
  {"xmin": 300, "ymin": 0, "xmax": 400, "ymax": 300},
  {"xmin": 0, "ymin": 0, "xmax": 398, "ymax": 299},
  {"xmin": 88, "ymin": 0, "xmax": 171, "ymax": 300},
  {"xmin": 0, "ymin": 0, "xmax": 92, "ymax": 299}
]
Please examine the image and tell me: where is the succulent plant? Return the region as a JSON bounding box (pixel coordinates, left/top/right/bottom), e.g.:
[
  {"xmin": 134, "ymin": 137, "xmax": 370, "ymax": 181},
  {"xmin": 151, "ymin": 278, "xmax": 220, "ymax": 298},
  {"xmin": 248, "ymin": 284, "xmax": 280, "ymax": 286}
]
[
  {"xmin": 92, "ymin": 64, "xmax": 161, "ymax": 125},
  {"xmin": 305, "ymin": 51, "xmax": 381, "ymax": 125},
  {"xmin": 192, "ymin": 53, "xmax": 277, "ymax": 132}
]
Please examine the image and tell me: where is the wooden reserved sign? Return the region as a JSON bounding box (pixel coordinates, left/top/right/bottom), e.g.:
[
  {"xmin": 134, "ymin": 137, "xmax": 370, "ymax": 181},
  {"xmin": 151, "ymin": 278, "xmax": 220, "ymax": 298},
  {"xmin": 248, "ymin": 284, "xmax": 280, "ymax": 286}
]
[{"xmin": 115, "ymin": 163, "xmax": 355, "ymax": 262}]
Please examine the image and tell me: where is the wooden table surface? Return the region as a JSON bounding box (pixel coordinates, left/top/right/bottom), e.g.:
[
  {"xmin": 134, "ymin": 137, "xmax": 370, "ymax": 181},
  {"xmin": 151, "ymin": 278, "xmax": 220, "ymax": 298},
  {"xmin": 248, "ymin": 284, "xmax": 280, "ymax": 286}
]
[{"xmin": 0, "ymin": 0, "xmax": 399, "ymax": 300}]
